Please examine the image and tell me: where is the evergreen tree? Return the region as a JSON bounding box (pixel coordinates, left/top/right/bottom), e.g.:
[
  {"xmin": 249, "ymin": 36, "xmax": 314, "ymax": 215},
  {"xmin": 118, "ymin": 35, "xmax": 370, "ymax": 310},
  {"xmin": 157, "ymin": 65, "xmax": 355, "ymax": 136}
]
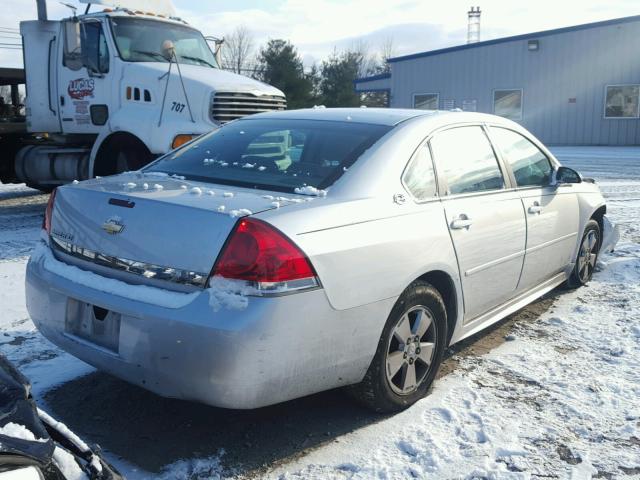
[
  {"xmin": 318, "ymin": 50, "xmax": 362, "ymax": 107},
  {"xmin": 258, "ymin": 39, "xmax": 314, "ymax": 109}
]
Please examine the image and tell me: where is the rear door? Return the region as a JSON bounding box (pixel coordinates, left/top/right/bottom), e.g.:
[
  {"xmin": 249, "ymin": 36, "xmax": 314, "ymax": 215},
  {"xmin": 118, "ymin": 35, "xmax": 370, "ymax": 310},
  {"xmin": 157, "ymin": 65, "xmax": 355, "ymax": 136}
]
[
  {"xmin": 431, "ymin": 125, "xmax": 526, "ymax": 322},
  {"xmin": 488, "ymin": 126, "xmax": 579, "ymax": 291}
]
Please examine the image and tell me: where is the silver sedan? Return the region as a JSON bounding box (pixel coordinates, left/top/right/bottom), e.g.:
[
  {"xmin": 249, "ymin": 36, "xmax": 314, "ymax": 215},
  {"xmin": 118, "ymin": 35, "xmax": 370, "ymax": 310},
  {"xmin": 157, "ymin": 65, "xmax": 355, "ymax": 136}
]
[{"xmin": 26, "ymin": 108, "xmax": 616, "ymax": 412}]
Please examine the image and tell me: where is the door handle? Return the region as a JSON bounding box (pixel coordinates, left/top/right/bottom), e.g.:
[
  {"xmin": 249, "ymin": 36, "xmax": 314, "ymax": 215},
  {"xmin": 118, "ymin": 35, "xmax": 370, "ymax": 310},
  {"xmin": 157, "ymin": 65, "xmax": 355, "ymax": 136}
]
[
  {"xmin": 528, "ymin": 202, "xmax": 543, "ymax": 214},
  {"xmin": 451, "ymin": 214, "xmax": 473, "ymax": 229}
]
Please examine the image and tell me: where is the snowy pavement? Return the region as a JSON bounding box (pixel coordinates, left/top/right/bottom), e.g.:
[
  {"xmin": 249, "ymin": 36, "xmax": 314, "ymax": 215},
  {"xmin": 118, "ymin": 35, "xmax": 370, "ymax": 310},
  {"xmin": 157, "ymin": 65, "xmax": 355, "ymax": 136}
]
[{"xmin": 0, "ymin": 147, "xmax": 639, "ymax": 479}]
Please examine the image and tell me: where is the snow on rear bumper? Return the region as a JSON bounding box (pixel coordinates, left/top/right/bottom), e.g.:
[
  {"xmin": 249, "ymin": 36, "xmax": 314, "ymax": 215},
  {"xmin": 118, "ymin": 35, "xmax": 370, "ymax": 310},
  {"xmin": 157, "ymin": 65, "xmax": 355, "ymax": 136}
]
[{"xmin": 25, "ymin": 244, "xmax": 391, "ymax": 409}]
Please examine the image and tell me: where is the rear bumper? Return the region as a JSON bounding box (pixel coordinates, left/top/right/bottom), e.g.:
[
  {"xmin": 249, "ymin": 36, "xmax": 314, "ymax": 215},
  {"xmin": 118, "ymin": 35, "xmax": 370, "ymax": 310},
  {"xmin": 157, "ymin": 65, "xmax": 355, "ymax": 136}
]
[{"xmin": 26, "ymin": 243, "xmax": 393, "ymax": 409}]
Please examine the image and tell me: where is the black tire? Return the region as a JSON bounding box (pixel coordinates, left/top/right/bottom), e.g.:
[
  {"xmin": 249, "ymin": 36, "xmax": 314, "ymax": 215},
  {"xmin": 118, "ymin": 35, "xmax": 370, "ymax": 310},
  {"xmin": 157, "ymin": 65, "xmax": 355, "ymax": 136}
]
[
  {"xmin": 115, "ymin": 144, "xmax": 152, "ymax": 173},
  {"xmin": 94, "ymin": 136, "xmax": 153, "ymax": 177},
  {"xmin": 565, "ymin": 219, "xmax": 601, "ymax": 289},
  {"xmin": 349, "ymin": 281, "xmax": 448, "ymax": 413}
]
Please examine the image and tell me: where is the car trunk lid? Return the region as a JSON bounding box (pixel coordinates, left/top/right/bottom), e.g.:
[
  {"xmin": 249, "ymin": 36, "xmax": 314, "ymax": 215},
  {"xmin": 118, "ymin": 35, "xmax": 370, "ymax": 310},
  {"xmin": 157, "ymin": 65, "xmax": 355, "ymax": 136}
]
[{"xmin": 49, "ymin": 173, "xmax": 302, "ymax": 284}]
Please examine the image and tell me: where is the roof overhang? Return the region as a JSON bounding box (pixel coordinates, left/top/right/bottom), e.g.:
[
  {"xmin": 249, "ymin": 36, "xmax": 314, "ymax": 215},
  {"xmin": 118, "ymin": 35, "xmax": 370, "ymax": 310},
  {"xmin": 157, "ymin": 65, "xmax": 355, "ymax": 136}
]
[
  {"xmin": 0, "ymin": 68, "xmax": 25, "ymax": 86},
  {"xmin": 388, "ymin": 14, "xmax": 640, "ymax": 63},
  {"xmin": 353, "ymin": 73, "xmax": 391, "ymax": 93}
]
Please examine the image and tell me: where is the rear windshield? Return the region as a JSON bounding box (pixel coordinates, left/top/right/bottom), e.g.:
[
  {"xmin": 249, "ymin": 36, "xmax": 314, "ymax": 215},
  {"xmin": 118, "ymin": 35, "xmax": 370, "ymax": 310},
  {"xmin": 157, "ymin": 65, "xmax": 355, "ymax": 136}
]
[{"xmin": 144, "ymin": 119, "xmax": 392, "ymax": 193}]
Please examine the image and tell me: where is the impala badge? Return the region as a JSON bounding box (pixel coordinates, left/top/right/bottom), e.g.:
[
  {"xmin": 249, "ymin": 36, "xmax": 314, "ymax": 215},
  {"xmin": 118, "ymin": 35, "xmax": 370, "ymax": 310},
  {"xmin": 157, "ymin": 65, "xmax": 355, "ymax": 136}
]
[{"xmin": 102, "ymin": 216, "xmax": 125, "ymax": 235}]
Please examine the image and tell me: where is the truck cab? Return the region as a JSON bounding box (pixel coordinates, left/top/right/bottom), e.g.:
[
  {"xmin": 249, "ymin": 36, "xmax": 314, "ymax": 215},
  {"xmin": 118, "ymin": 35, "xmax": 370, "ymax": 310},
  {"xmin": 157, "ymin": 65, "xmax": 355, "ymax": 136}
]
[{"xmin": 15, "ymin": 5, "xmax": 286, "ymax": 189}]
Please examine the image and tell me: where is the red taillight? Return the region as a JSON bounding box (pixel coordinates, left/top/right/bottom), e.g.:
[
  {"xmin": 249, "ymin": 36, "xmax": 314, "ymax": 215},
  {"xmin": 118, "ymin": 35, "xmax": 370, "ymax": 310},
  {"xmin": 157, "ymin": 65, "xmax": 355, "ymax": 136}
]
[
  {"xmin": 213, "ymin": 218, "xmax": 316, "ymax": 283},
  {"xmin": 42, "ymin": 188, "xmax": 57, "ymax": 233}
]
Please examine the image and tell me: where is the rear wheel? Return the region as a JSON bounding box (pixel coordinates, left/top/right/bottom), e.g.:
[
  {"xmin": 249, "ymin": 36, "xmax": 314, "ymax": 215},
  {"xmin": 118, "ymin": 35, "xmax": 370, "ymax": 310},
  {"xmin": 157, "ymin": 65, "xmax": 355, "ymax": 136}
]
[
  {"xmin": 566, "ymin": 220, "xmax": 600, "ymax": 288},
  {"xmin": 349, "ymin": 281, "xmax": 447, "ymax": 412}
]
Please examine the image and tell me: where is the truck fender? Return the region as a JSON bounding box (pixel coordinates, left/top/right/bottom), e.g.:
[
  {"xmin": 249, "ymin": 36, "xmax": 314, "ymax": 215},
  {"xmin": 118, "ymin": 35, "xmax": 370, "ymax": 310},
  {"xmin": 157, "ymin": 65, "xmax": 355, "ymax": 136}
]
[
  {"xmin": 88, "ymin": 128, "xmax": 115, "ymax": 177},
  {"xmin": 89, "ymin": 130, "xmax": 152, "ymax": 178}
]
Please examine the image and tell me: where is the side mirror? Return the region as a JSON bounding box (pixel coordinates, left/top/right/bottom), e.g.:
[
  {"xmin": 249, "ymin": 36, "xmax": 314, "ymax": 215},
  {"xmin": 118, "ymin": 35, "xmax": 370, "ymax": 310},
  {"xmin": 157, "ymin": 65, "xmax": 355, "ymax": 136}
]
[
  {"xmin": 64, "ymin": 21, "xmax": 81, "ymax": 57},
  {"xmin": 551, "ymin": 166, "xmax": 582, "ymax": 186}
]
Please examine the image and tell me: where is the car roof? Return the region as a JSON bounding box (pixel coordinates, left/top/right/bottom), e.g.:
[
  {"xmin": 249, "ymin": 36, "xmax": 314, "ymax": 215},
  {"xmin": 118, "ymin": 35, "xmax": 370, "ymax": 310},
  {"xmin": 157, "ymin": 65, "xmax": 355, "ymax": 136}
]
[
  {"xmin": 247, "ymin": 107, "xmax": 512, "ymax": 128},
  {"xmin": 247, "ymin": 107, "xmax": 446, "ymax": 126}
]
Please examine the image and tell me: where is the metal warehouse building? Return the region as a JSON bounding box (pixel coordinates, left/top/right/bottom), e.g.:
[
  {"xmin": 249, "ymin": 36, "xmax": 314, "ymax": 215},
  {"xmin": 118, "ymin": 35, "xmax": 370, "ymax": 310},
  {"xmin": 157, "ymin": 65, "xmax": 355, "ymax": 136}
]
[{"xmin": 355, "ymin": 15, "xmax": 640, "ymax": 145}]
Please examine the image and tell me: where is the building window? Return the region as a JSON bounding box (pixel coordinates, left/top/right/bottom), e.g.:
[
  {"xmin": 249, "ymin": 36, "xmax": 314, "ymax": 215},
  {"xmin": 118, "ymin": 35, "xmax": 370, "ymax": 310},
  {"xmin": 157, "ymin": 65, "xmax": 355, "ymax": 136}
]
[
  {"xmin": 414, "ymin": 93, "xmax": 439, "ymax": 110},
  {"xmin": 493, "ymin": 89, "xmax": 522, "ymax": 120},
  {"xmin": 604, "ymin": 85, "xmax": 640, "ymax": 118},
  {"xmin": 462, "ymin": 99, "xmax": 477, "ymax": 112}
]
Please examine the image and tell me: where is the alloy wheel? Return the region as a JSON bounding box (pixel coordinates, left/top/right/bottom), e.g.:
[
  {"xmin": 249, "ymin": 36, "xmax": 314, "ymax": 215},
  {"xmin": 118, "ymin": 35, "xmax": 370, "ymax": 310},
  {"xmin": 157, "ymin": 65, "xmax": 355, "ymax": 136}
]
[
  {"xmin": 385, "ymin": 305, "xmax": 437, "ymax": 395},
  {"xmin": 578, "ymin": 230, "xmax": 599, "ymax": 283}
]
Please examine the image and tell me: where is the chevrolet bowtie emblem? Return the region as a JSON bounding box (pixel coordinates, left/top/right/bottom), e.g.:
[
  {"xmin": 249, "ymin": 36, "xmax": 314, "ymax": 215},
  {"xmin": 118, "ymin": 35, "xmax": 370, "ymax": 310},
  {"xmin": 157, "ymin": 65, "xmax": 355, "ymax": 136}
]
[{"xmin": 102, "ymin": 217, "xmax": 125, "ymax": 235}]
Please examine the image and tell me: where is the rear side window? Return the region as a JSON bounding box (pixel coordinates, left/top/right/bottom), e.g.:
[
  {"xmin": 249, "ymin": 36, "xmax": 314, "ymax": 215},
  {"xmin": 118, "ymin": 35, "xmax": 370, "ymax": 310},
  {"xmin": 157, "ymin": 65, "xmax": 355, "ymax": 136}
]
[
  {"xmin": 430, "ymin": 126, "xmax": 504, "ymax": 195},
  {"xmin": 490, "ymin": 127, "xmax": 552, "ymax": 187},
  {"xmin": 145, "ymin": 119, "xmax": 391, "ymax": 193},
  {"xmin": 403, "ymin": 145, "xmax": 437, "ymax": 200}
]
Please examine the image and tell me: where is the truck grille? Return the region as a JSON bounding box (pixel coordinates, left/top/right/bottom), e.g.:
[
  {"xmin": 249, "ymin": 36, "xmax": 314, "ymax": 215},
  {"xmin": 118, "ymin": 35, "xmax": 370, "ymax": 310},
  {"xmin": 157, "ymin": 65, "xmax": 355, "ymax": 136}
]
[{"xmin": 211, "ymin": 92, "xmax": 286, "ymax": 123}]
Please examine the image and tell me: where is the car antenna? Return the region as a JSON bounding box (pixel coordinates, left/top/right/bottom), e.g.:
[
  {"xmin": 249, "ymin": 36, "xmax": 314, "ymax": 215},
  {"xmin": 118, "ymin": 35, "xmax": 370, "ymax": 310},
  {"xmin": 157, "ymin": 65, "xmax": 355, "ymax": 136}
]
[{"xmin": 59, "ymin": 1, "xmax": 78, "ymax": 19}]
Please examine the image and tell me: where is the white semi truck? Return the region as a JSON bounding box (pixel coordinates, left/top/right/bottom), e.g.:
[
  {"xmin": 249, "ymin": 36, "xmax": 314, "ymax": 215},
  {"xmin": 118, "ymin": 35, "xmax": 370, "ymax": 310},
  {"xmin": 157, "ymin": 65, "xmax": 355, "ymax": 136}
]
[{"xmin": 0, "ymin": 0, "xmax": 286, "ymax": 190}]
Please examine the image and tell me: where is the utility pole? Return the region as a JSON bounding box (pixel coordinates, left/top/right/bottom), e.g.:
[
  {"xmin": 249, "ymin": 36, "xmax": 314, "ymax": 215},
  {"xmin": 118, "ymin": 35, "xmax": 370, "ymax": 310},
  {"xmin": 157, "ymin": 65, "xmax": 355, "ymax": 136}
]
[{"xmin": 36, "ymin": 0, "xmax": 48, "ymax": 21}]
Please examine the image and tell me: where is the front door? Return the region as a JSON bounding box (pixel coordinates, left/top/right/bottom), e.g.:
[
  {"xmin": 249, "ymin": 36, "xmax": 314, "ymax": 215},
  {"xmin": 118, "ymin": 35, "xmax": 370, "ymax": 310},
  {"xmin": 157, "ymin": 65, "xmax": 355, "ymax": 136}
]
[
  {"xmin": 58, "ymin": 19, "xmax": 112, "ymax": 134},
  {"xmin": 488, "ymin": 126, "xmax": 579, "ymax": 291},
  {"xmin": 431, "ymin": 125, "xmax": 527, "ymax": 321}
]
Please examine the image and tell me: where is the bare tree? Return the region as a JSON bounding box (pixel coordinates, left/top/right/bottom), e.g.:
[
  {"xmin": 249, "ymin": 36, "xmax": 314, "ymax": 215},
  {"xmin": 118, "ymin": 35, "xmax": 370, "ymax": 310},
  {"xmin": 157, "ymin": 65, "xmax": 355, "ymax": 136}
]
[
  {"xmin": 350, "ymin": 39, "xmax": 379, "ymax": 78},
  {"xmin": 220, "ymin": 26, "xmax": 256, "ymax": 76},
  {"xmin": 378, "ymin": 36, "xmax": 396, "ymax": 72}
]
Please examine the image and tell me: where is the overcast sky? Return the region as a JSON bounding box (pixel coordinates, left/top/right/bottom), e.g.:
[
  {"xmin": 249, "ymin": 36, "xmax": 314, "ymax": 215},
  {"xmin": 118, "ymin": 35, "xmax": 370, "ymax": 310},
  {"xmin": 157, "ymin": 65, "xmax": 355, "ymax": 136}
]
[{"xmin": 1, "ymin": 0, "xmax": 639, "ymax": 68}]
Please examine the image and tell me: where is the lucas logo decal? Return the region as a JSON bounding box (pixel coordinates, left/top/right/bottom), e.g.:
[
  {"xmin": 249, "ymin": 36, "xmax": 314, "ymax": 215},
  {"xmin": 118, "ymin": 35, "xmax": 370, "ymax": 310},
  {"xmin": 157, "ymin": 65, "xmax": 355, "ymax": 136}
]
[{"xmin": 68, "ymin": 78, "xmax": 95, "ymax": 100}]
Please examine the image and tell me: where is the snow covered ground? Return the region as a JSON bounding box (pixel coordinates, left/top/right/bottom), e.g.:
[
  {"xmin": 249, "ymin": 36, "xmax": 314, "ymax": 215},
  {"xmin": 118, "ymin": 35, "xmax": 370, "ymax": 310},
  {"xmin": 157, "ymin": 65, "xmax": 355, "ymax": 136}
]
[{"xmin": 0, "ymin": 147, "xmax": 638, "ymax": 479}]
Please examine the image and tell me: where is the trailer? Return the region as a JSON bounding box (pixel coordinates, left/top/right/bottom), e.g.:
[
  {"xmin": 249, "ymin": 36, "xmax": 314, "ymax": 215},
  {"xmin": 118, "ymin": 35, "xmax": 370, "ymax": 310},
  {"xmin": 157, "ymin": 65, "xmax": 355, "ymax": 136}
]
[{"xmin": 0, "ymin": 0, "xmax": 286, "ymax": 190}]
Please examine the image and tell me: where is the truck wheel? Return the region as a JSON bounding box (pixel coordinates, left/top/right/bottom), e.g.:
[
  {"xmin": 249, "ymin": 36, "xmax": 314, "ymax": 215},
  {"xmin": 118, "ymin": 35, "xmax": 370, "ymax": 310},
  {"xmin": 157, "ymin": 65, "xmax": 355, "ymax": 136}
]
[
  {"xmin": 349, "ymin": 281, "xmax": 447, "ymax": 413},
  {"xmin": 565, "ymin": 220, "xmax": 601, "ymax": 288},
  {"xmin": 115, "ymin": 145, "xmax": 152, "ymax": 173},
  {"xmin": 94, "ymin": 135, "xmax": 153, "ymax": 177}
]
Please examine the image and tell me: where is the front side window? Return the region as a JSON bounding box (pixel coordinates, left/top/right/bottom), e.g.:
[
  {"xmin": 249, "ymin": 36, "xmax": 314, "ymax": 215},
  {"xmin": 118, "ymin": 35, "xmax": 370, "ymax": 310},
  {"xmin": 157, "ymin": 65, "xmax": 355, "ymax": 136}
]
[
  {"xmin": 494, "ymin": 89, "xmax": 522, "ymax": 120},
  {"xmin": 145, "ymin": 119, "xmax": 391, "ymax": 193},
  {"xmin": 403, "ymin": 145, "xmax": 437, "ymax": 200},
  {"xmin": 430, "ymin": 126, "xmax": 504, "ymax": 195},
  {"xmin": 414, "ymin": 93, "xmax": 439, "ymax": 110},
  {"xmin": 110, "ymin": 17, "xmax": 218, "ymax": 68},
  {"xmin": 491, "ymin": 127, "xmax": 552, "ymax": 187},
  {"xmin": 63, "ymin": 21, "xmax": 109, "ymax": 73},
  {"xmin": 82, "ymin": 21, "xmax": 109, "ymax": 74},
  {"xmin": 604, "ymin": 85, "xmax": 640, "ymax": 118}
]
